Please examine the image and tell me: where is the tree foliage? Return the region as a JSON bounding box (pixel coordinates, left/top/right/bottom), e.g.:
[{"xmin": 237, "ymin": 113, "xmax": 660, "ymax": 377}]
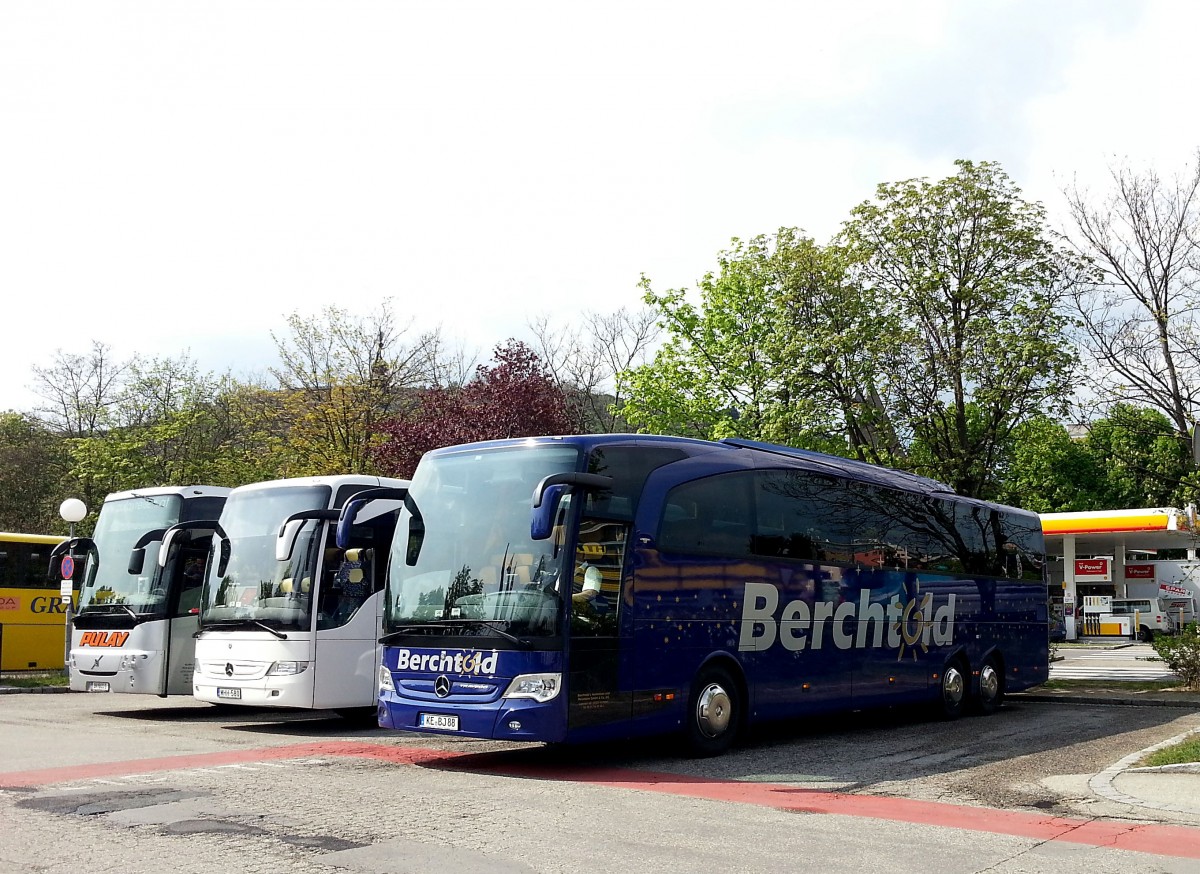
[
  {"xmin": 620, "ymin": 229, "xmax": 844, "ymax": 447},
  {"xmin": 0, "ymin": 413, "xmax": 69, "ymax": 532},
  {"xmin": 996, "ymin": 404, "xmax": 1193, "ymax": 512},
  {"xmin": 1151, "ymin": 621, "xmax": 1200, "ymax": 691},
  {"xmin": 839, "ymin": 159, "xmax": 1080, "ymax": 496},
  {"xmin": 372, "ymin": 340, "xmax": 581, "ymax": 478},
  {"xmin": 624, "ymin": 162, "xmax": 1080, "ymax": 498}
]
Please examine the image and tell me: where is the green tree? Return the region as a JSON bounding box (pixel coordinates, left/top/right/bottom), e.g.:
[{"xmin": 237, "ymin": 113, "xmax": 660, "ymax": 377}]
[
  {"xmin": 1082, "ymin": 404, "xmax": 1193, "ymax": 508},
  {"xmin": 620, "ymin": 229, "xmax": 842, "ymax": 447},
  {"xmin": 838, "ymin": 159, "xmax": 1080, "ymax": 496},
  {"xmin": 994, "ymin": 415, "xmax": 1101, "ymax": 512},
  {"xmin": 623, "ymin": 162, "xmax": 1080, "ymax": 499},
  {"xmin": 996, "ymin": 405, "xmax": 1194, "ymax": 513},
  {"xmin": 0, "ymin": 413, "xmax": 70, "ymax": 532}
]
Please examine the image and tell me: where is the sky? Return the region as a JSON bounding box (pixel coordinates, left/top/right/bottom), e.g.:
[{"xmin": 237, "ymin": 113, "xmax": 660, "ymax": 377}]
[{"xmin": 3, "ymin": 0, "xmax": 1199, "ymax": 414}]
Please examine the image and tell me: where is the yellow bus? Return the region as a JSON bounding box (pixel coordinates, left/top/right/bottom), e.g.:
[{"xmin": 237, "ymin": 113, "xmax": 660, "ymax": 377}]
[{"xmin": 0, "ymin": 532, "xmax": 70, "ymax": 671}]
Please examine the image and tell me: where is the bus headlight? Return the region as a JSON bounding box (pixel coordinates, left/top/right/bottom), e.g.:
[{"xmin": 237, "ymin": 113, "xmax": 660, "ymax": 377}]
[
  {"xmin": 267, "ymin": 661, "xmax": 309, "ymax": 676},
  {"xmin": 502, "ymin": 673, "xmax": 561, "ymax": 703},
  {"xmin": 378, "ymin": 665, "xmax": 396, "ymax": 693}
]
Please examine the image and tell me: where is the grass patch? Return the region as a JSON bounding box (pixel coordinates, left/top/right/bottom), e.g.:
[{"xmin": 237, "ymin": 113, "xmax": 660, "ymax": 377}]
[
  {"xmin": 1140, "ymin": 735, "xmax": 1200, "ymax": 767},
  {"xmin": 1040, "ymin": 677, "xmax": 1183, "ymax": 693},
  {"xmin": 0, "ymin": 672, "xmax": 69, "ymax": 688}
]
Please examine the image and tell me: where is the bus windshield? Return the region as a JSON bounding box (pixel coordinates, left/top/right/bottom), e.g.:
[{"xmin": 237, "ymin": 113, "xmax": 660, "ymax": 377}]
[
  {"xmin": 78, "ymin": 494, "xmax": 184, "ymax": 617},
  {"xmin": 384, "ymin": 444, "xmax": 580, "ymax": 640},
  {"xmin": 200, "ymin": 485, "xmax": 332, "ymax": 633}
]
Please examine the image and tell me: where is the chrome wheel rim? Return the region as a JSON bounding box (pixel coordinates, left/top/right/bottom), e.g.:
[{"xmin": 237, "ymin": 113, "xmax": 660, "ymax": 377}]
[
  {"xmin": 942, "ymin": 666, "xmax": 965, "ymax": 709},
  {"xmin": 979, "ymin": 663, "xmax": 1000, "ymax": 704},
  {"xmin": 696, "ymin": 682, "xmax": 732, "ymax": 738}
]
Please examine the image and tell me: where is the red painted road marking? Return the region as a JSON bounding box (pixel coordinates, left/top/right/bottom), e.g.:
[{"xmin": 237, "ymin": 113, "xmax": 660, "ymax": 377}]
[
  {"xmin": 0, "ymin": 742, "xmax": 457, "ymax": 789},
  {"xmin": 4, "ymin": 742, "xmax": 1199, "ymax": 861}
]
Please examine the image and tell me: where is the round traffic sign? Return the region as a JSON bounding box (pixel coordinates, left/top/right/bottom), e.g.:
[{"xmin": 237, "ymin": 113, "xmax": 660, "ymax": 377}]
[{"xmin": 61, "ymin": 555, "xmax": 75, "ymax": 580}]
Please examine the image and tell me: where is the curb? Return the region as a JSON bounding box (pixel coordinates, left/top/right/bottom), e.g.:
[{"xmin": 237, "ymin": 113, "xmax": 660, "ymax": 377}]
[
  {"xmin": 0, "ymin": 686, "xmax": 70, "ymax": 695},
  {"xmin": 1089, "ymin": 725, "xmax": 1200, "ymax": 816},
  {"xmin": 1014, "ymin": 691, "xmax": 1200, "ymax": 709}
]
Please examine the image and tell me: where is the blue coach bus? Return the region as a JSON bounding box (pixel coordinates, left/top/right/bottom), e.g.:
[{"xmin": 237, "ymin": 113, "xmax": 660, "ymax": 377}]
[{"xmin": 369, "ymin": 435, "xmax": 1048, "ymax": 755}]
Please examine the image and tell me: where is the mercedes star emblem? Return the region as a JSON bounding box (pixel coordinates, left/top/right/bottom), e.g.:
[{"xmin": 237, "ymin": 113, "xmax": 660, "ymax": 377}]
[
  {"xmin": 434, "ymin": 675, "xmax": 451, "ymax": 698},
  {"xmin": 225, "ymin": 662, "xmax": 234, "ymax": 677}
]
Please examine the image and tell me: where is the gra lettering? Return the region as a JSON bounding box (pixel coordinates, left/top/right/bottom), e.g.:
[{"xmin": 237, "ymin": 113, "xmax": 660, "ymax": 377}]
[
  {"xmin": 394, "ymin": 649, "xmax": 499, "ymax": 675},
  {"xmin": 79, "ymin": 631, "xmax": 130, "ymax": 648},
  {"xmin": 738, "ymin": 582, "xmax": 956, "ymax": 659},
  {"xmin": 30, "ymin": 596, "xmax": 68, "ymax": 614}
]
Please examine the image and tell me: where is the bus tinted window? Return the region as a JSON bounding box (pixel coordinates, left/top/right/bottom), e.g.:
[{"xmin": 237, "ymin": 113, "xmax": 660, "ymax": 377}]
[
  {"xmin": 586, "ymin": 446, "xmax": 687, "ymax": 520},
  {"xmin": 753, "ymin": 470, "xmax": 849, "ymax": 561},
  {"xmin": 659, "ymin": 473, "xmax": 754, "ymax": 557}
]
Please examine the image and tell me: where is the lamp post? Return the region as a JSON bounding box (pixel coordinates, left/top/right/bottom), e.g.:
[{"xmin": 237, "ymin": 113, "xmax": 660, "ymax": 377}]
[{"xmin": 59, "ymin": 498, "xmax": 87, "ymax": 673}]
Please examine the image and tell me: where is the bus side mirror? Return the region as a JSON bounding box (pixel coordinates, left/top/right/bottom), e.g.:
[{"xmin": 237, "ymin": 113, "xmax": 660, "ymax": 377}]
[
  {"xmin": 529, "ymin": 472, "xmax": 614, "ymax": 541},
  {"xmin": 277, "ymin": 518, "xmax": 306, "ymax": 562},
  {"xmin": 531, "ymin": 484, "xmax": 568, "ymax": 540},
  {"xmin": 128, "ymin": 548, "xmax": 146, "ymax": 575}
]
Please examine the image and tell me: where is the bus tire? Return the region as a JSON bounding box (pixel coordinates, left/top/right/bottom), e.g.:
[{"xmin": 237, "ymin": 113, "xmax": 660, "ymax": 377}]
[
  {"xmin": 685, "ymin": 665, "xmax": 740, "ymax": 757},
  {"xmin": 974, "ymin": 654, "xmax": 1004, "ymax": 716},
  {"xmin": 1139, "ymin": 626, "xmax": 1154, "ymax": 643},
  {"xmin": 937, "ymin": 659, "xmax": 968, "ymax": 720}
]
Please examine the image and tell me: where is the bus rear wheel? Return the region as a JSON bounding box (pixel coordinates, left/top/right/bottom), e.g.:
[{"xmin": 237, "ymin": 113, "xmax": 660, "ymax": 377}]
[
  {"xmin": 685, "ymin": 665, "xmax": 741, "ymax": 757},
  {"xmin": 974, "ymin": 655, "xmax": 1004, "ymax": 715},
  {"xmin": 937, "ymin": 660, "xmax": 968, "ymax": 720}
]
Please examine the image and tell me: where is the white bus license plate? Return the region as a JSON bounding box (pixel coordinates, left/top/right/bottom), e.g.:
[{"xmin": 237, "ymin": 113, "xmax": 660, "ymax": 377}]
[
  {"xmin": 85, "ymin": 681, "xmax": 110, "ymax": 693},
  {"xmin": 419, "ymin": 713, "xmax": 459, "ymax": 730},
  {"xmin": 216, "ymin": 687, "xmax": 242, "ymax": 700}
]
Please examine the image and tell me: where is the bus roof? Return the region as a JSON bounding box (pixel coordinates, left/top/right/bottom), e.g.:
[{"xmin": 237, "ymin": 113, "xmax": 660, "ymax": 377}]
[
  {"xmin": 226, "ymin": 475, "xmax": 410, "ymax": 498},
  {"xmin": 421, "ymin": 434, "xmax": 1034, "ymax": 514},
  {"xmin": 103, "ymin": 485, "xmax": 232, "ymax": 503}
]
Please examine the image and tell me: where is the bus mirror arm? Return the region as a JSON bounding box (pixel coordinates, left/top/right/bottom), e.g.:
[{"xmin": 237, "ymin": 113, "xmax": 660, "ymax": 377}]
[
  {"xmin": 530, "ymin": 473, "xmax": 614, "ymax": 541},
  {"xmin": 335, "ymin": 487, "xmax": 409, "ymax": 549},
  {"xmin": 47, "ymin": 536, "xmax": 96, "ymax": 579},
  {"xmin": 531, "ymin": 473, "xmax": 613, "ymax": 508},
  {"xmin": 155, "ymin": 520, "xmax": 227, "ymax": 570},
  {"xmin": 276, "ymin": 509, "xmax": 339, "ymax": 562}
]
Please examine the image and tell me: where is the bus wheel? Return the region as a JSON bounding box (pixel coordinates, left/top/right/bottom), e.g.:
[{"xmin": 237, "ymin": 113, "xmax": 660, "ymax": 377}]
[
  {"xmin": 938, "ymin": 660, "xmax": 967, "ymax": 720},
  {"xmin": 686, "ymin": 665, "xmax": 740, "ymax": 757},
  {"xmin": 1139, "ymin": 626, "xmax": 1154, "ymax": 643},
  {"xmin": 975, "ymin": 655, "xmax": 1004, "ymax": 716}
]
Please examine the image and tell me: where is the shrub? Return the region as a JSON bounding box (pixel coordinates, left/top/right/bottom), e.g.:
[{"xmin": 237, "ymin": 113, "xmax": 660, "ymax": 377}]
[{"xmin": 1150, "ymin": 622, "xmax": 1200, "ymax": 691}]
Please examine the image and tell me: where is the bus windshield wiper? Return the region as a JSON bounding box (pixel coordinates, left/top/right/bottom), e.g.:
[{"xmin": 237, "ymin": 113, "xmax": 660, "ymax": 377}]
[
  {"xmin": 380, "ymin": 620, "xmax": 529, "ymax": 648},
  {"xmin": 199, "ymin": 618, "xmax": 288, "ymax": 640}
]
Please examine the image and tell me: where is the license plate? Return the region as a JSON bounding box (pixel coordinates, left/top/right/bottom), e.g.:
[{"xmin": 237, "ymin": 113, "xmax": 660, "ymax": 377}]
[
  {"xmin": 85, "ymin": 681, "xmax": 110, "ymax": 693},
  {"xmin": 216, "ymin": 687, "xmax": 242, "ymax": 700},
  {"xmin": 419, "ymin": 713, "xmax": 459, "ymax": 730}
]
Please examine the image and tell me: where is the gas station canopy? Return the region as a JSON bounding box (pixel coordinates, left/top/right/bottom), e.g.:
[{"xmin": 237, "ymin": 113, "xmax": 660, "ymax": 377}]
[{"xmin": 1041, "ymin": 508, "xmax": 1198, "ymax": 556}]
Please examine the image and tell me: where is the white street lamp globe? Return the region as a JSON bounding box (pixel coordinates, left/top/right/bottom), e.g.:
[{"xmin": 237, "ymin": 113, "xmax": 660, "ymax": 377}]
[{"xmin": 59, "ymin": 498, "xmax": 87, "ymax": 524}]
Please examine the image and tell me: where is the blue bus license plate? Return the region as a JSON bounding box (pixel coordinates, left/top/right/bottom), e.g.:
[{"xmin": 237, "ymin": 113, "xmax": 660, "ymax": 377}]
[
  {"xmin": 216, "ymin": 687, "xmax": 241, "ymax": 700},
  {"xmin": 419, "ymin": 713, "xmax": 459, "ymax": 730}
]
